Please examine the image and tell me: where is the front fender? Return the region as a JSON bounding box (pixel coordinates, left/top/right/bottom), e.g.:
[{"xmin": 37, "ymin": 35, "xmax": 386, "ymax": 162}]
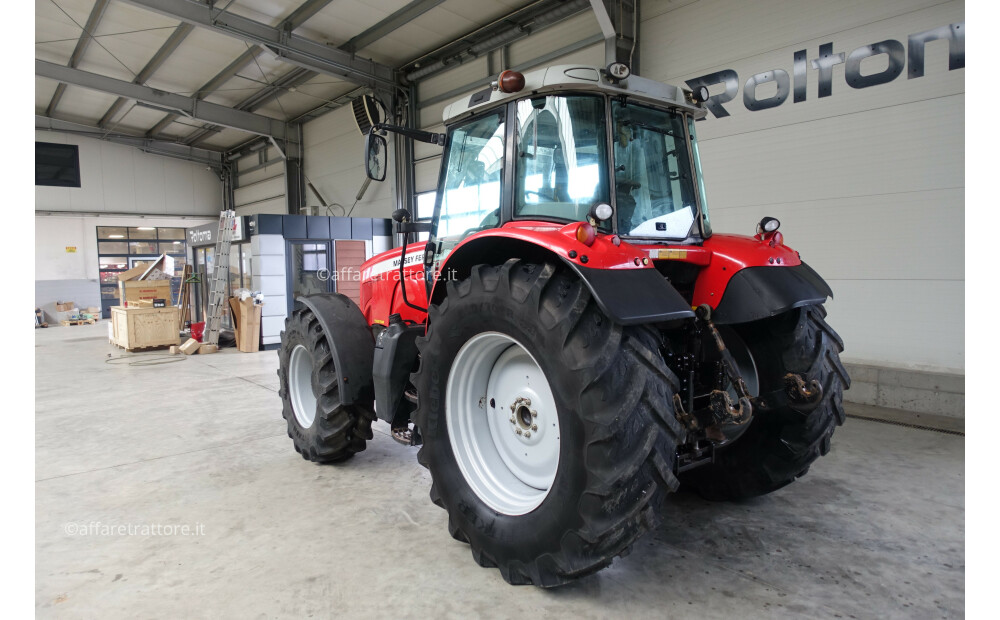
[{"xmin": 294, "ymin": 293, "xmax": 375, "ymax": 406}]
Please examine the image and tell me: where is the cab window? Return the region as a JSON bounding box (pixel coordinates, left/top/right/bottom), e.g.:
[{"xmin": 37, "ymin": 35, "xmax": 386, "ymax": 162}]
[{"xmin": 514, "ymin": 95, "xmax": 610, "ymax": 226}]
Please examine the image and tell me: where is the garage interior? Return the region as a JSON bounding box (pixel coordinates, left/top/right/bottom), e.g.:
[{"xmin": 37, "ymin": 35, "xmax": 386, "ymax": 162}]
[{"xmin": 34, "ymin": 0, "xmax": 965, "ymax": 616}]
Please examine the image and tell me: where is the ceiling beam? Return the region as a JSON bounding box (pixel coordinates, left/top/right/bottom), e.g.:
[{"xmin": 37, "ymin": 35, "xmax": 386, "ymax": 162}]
[
  {"xmin": 340, "ymin": 0, "xmax": 446, "ymax": 54},
  {"xmin": 98, "ymin": 22, "xmax": 195, "ymax": 128},
  {"xmin": 146, "ymin": 0, "xmax": 334, "ymax": 140},
  {"xmin": 418, "ymin": 33, "xmax": 604, "ymax": 107},
  {"xmin": 184, "ymin": 66, "xmax": 317, "ymax": 146},
  {"xmin": 36, "ymin": 115, "xmax": 224, "ymax": 168},
  {"xmin": 119, "ymin": 0, "xmax": 398, "ymax": 89},
  {"xmin": 146, "ymin": 46, "xmax": 264, "ymax": 138},
  {"xmin": 46, "ymin": 0, "xmax": 112, "ymax": 117},
  {"xmin": 36, "ymin": 59, "xmax": 288, "ymax": 140},
  {"xmin": 184, "ymin": 0, "xmax": 440, "ymax": 142},
  {"xmin": 281, "ymin": 0, "xmax": 337, "ymax": 31},
  {"xmin": 402, "ymin": 0, "xmax": 591, "ymax": 83}
]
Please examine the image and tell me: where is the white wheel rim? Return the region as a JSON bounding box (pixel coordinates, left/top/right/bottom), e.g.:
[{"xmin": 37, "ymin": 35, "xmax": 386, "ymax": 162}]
[
  {"xmin": 289, "ymin": 344, "xmax": 317, "ymax": 429},
  {"xmin": 446, "ymin": 332, "xmax": 560, "ymax": 516}
]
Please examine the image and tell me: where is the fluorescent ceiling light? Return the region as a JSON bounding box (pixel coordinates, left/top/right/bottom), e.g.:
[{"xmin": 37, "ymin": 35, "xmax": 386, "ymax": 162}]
[{"xmin": 109, "ymin": 234, "xmax": 124, "ymax": 238}]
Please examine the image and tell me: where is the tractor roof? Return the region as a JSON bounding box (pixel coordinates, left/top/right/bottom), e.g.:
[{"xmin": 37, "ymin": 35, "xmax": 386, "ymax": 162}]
[{"xmin": 441, "ymin": 65, "xmax": 708, "ymax": 125}]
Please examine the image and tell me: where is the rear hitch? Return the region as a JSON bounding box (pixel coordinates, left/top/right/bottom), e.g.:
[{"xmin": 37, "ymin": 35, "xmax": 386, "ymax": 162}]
[
  {"xmin": 786, "ymin": 373, "xmax": 823, "ymax": 404},
  {"xmin": 695, "ymin": 305, "xmax": 753, "ymax": 427},
  {"xmin": 750, "ymin": 373, "xmax": 824, "ymax": 415}
]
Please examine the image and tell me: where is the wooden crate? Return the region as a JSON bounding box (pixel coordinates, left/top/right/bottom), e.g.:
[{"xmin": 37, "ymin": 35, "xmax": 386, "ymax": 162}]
[{"xmin": 110, "ymin": 306, "xmax": 181, "ymax": 351}]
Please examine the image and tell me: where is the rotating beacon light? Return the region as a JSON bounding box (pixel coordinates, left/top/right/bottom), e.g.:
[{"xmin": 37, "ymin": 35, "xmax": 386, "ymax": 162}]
[{"xmin": 494, "ymin": 70, "xmax": 525, "ymax": 94}]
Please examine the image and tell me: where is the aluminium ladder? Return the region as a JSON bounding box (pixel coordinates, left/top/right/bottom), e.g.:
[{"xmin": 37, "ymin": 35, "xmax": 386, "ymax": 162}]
[{"xmin": 203, "ymin": 210, "xmax": 236, "ymax": 346}]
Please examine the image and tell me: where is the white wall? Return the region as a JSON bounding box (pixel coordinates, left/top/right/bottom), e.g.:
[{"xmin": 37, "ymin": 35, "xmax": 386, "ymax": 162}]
[
  {"xmin": 302, "ymin": 105, "xmax": 397, "ymax": 220},
  {"xmin": 234, "ymin": 146, "xmax": 288, "ymax": 216},
  {"xmin": 639, "ymin": 0, "xmax": 964, "ymax": 373},
  {"xmin": 34, "ymin": 213, "xmax": 216, "ymax": 309},
  {"xmin": 35, "ymin": 129, "xmax": 222, "ymax": 309},
  {"xmin": 35, "ymin": 130, "xmax": 223, "ymax": 216}
]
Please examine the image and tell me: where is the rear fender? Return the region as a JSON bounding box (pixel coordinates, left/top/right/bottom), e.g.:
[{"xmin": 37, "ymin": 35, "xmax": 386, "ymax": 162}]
[
  {"xmin": 690, "ymin": 234, "xmax": 833, "ymax": 324},
  {"xmin": 294, "ymin": 294, "xmax": 375, "ymax": 407},
  {"xmin": 711, "ymin": 263, "xmax": 833, "ymax": 324},
  {"xmin": 434, "ymin": 226, "xmax": 694, "ymax": 325}
]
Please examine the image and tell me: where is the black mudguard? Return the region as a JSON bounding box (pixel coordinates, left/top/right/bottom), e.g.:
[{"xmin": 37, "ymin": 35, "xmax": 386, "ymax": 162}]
[
  {"xmin": 711, "ymin": 262, "xmax": 833, "ymax": 325},
  {"xmin": 372, "ymin": 320, "xmax": 422, "ymax": 426},
  {"xmin": 566, "ymin": 261, "xmax": 695, "ymax": 325},
  {"xmin": 294, "ymin": 294, "xmax": 375, "ymax": 407}
]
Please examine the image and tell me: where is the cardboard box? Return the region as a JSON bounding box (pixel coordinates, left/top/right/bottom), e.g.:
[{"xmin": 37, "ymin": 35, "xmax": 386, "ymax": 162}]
[
  {"xmin": 229, "ymin": 297, "xmax": 262, "ymax": 352},
  {"xmin": 55, "ymin": 302, "xmax": 75, "ymax": 312},
  {"xmin": 139, "ymin": 254, "xmax": 175, "ymax": 280},
  {"xmin": 120, "ymin": 280, "xmax": 173, "ymax": 307},
  {"xmin": 118, "ymin": 254, "xmax": 177, "ymax": 283},
  {"xmin": 117, "ymin": 264, "xmax": 148, "ymax": 282}
]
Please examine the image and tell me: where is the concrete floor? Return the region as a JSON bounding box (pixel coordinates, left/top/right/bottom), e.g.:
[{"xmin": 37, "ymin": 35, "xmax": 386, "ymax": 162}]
[{"xmin": 36, "ymin": 323, "xmax": 964, "ymax": 619}]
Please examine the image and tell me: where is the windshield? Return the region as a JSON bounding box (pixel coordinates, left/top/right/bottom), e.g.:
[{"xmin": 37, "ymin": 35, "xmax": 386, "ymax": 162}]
[
  {"xmin": 431, "ymin": 111, "xmax": 506, "ymax": 268},
  {"xmin": 612, "ymin": 100, "xmax": 698, "ymax": 239},
  {"xmin": 514, "ymin": 95, "xmax": 610, "ymax": 228}
]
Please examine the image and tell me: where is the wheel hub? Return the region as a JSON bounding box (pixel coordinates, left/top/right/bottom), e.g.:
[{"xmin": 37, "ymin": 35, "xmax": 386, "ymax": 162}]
[
  {"xmin": 446, "ymin": 332, "xmax": 561, "ymax": 516},
  {"xmin": 508, "ymin": 397, "xmax": 539, "ymax": 438}
]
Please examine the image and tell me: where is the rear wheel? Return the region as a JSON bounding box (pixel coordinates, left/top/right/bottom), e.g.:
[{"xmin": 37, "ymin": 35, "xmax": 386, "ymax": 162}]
[
  {"xmin": 278, "ymin": 307, "xmax": 375, "ymax": 462},
  {"xmin": 412, "ymin": 260, "xmax": 683, "ymax": 586},
  {"xmin": 680, "ymin": 305, "xmax": 850, "ymax": 500}
]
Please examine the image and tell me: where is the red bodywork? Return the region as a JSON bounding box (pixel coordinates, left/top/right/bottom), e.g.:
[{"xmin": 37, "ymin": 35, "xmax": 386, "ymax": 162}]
[{"xmin": 358, "ymin": 221, "xmax": 802, "ymax": 328}]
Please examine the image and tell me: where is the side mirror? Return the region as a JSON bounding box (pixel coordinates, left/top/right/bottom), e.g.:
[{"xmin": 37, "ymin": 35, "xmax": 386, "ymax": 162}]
[{"xmin": 364, "ymin": 131, "xmax": 387, "ymax": 182}]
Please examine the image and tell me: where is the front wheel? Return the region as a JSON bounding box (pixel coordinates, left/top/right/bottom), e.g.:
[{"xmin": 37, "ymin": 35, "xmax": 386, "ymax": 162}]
[
  {"xmin": 412, "ymin": 260, "xmax": 683, "ymax": 587},
  {"xmin": 680, "ymin": 305, "xmax": 850, "ymax": 500},
  {"xmin": 277, "ymin": 306, "xmax": 375, "ymax": 462}
]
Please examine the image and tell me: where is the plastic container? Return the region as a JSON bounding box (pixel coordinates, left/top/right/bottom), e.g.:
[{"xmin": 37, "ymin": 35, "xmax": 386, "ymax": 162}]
[{"xmin": 190, "ymin": 321, "xmax": 205, "ymax": 343}]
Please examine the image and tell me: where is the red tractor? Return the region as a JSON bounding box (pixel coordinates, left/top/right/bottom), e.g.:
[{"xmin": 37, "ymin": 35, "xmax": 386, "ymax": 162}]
[{"xmin": 278, "ymin": 64, "xmax": 849, "ymax": 587}]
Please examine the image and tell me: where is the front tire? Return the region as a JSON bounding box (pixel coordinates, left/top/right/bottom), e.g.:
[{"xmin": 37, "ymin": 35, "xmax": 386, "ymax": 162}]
[
  {"xmin": 412, "ymin": 260, "xmax": 683, "ymax": 586},
  {"xmin": 277, "ymin": 306, "xmax": 375, "ymax": 462},
  {"xmin": 680, "ymin": 305, "xmax": 850, "ymax": 500}
]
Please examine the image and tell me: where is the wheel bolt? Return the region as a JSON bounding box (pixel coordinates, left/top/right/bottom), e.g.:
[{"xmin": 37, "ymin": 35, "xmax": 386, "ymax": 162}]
[
  {"xmin": 516, "ymin": 429, "xmax": 523, "ymax": 435},
  {"xmin": 531, "ymin": 410, "xmax": 537, "ymax": 418},
  {"xmin": 524, "ymin": 432, "xmax": 531, "ymax": 438},
  {"xmin": 509, "ymin": 417, "xmax": 515, "ymax": 424},
  {"xmin": 531, "ymin": 424, "xmax": 537, "ymax": 431}
]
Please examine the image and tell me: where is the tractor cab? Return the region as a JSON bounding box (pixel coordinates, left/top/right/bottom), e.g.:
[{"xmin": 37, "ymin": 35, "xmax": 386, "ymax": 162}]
[{"xmin": 366, "ymin": 65, "xmax": 713, "ymax": 279}]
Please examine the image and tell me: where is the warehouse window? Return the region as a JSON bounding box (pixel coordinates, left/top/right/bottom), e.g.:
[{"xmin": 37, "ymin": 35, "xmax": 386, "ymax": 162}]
[{"xmin": 95, "ymin": 226, "xmax": 188, "ymax": 318}]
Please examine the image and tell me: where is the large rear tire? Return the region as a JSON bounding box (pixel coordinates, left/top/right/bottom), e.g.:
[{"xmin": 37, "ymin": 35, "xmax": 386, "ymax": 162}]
[
  {"xmin": 278, "ymin": 306, "xmax": 375, "ymax": 463},
  {"xmin": 680, "ymin": 305, "xmax": 850, "ymax": 500},
  {"xmin": 412, "ymin": 260, "xmax": 683, "ymax": 587}
]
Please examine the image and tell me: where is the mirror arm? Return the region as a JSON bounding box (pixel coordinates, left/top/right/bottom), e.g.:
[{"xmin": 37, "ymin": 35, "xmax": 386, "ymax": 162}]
[
  {"xmin": 372, "ymin": 123, "xmax": 447, "ymax": 146},
  {"xmin": 395, "ymin": 221, "xmax": 433, "ymax": 234}
]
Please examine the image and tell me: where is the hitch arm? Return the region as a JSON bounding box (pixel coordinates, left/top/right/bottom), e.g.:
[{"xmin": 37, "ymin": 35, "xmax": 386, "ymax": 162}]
[{"xmin": 695, "ymin": 304, "xmax": 752, "ymax": 425}]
